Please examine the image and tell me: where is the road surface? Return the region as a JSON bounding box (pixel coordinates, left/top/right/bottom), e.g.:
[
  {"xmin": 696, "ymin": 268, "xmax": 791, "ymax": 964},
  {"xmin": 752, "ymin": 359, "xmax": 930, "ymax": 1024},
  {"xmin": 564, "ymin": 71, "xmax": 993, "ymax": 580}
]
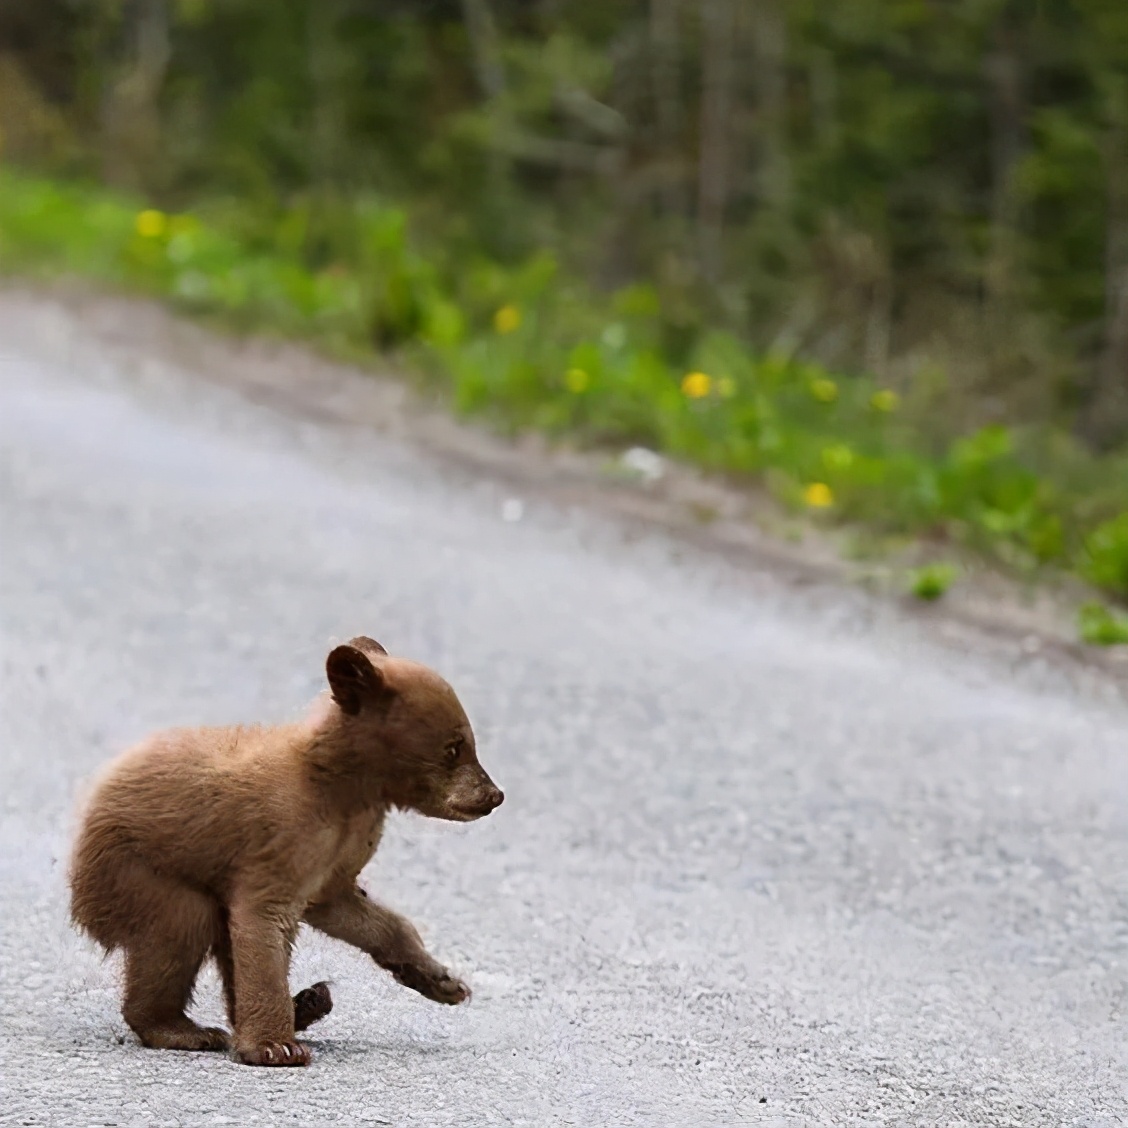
[{"xmin": 1, "ymin": 293, "xmax": 1126, "ymax": 1126}]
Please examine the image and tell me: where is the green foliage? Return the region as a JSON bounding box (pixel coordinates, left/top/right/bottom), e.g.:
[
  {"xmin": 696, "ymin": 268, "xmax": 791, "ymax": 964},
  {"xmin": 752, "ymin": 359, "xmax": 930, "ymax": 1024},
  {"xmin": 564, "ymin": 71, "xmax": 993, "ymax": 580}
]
[
  {"xmin": 908, "ymin": 564, "xmax": 958, "ymax": 602},
  {"xmin": 1081, "ymin": 514, "xmax": 1128, "ymax": 599},
  {"xmin": 1077, "ymin": 602, "xmax": 1128, "ymax": 646},
  {"xmin": 2, "ymin": 167, "xmax": 1125, "ymax": 626},
  {"xmin": 3, "ymin": 0, "xmax": 1125, "ymax": 420},
  {"xmin": 2, "ymin": 0, "xmax": 1124, "ymax": 646}
]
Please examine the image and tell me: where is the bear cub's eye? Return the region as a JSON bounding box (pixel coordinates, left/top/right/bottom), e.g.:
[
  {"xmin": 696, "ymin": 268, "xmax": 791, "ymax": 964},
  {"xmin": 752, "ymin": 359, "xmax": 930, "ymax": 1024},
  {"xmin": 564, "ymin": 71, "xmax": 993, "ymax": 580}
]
[{"xmin": 444, "ymin": 739, "xmax": 464, "ymax": 765}]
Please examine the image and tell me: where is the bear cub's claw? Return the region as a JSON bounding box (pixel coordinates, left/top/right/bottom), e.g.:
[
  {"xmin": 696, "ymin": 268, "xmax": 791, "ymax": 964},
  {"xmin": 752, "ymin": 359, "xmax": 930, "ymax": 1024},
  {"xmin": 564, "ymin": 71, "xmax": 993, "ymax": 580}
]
[{"xmin": 236, "ymin": 1040, "xmax": 311, "ymax": 1067}]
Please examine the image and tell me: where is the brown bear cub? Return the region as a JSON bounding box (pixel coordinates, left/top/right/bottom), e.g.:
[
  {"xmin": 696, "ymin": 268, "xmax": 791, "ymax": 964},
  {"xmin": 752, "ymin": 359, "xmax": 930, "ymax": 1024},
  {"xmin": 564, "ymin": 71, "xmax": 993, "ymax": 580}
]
[{"xmin": 69, "ymin": 637, "xmax": 503, "ymax": 1067}]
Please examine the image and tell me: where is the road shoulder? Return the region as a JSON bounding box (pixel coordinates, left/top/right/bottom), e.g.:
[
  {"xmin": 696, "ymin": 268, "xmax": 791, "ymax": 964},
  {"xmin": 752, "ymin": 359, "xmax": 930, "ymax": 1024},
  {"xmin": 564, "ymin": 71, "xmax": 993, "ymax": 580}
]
[{"xmin": 2, "ymin": 280, "xmax": 1124, "ymax": 700}]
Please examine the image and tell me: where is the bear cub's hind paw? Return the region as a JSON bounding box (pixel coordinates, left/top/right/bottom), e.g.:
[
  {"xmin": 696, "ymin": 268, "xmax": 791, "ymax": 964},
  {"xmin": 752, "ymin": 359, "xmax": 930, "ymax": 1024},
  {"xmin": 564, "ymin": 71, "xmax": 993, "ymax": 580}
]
[{"xmin": 293, "ymin": 981, "xmax": 334, "ymax": 1031}]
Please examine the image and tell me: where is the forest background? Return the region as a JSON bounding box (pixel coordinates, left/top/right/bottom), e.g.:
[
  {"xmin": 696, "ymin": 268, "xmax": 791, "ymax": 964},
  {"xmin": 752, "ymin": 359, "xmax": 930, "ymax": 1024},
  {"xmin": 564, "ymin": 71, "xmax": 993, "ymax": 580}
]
[{"xmin": 1, "ymin": 0, "xmax": 1127, "ymax": 636}]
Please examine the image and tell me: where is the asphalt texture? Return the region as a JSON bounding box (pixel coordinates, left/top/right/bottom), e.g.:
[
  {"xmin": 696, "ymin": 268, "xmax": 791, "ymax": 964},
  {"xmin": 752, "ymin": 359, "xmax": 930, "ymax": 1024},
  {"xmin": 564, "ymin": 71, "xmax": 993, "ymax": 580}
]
[{"xmin": 1, "ymin": 294, "xmax": 1127, "ymax": 1126}]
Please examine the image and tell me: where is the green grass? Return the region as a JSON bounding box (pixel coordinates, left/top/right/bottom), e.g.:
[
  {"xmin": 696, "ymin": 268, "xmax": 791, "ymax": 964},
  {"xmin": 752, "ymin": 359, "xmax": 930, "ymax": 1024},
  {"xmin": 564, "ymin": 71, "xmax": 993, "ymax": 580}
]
[{"xmin": 2, "ymin": 167, "xmax": 1127, "ymax": 641}]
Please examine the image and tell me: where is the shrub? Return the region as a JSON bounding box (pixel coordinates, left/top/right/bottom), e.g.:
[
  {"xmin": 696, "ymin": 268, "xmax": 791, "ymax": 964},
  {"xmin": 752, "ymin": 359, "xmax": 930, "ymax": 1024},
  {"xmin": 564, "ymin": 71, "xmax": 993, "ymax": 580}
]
[
  {"xmin": 1077, "ymin": 602, "xmax": 1128, "ymax": 646},
  {"xmin": 1081, "ymin": 513, "xmax": 1128, "ymax": 600},
  {"xmin": 2, "ymin": 166, "xmax": 1127, "ymax": 621},
  {"xmin": 908, "ymin": 563, "xmax": 958, "ymax": 601}
]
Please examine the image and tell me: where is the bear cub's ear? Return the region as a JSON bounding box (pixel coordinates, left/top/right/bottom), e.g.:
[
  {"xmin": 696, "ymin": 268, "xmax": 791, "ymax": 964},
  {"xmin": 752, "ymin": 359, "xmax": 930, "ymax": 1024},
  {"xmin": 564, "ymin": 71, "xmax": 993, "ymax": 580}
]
[
  {"xmin": 326, "ymin": 644, "xmax": 391, "ymax": 715},
  {"xmin": 347, "ymin": 635, "xmax": 388, "ymax": 657}
]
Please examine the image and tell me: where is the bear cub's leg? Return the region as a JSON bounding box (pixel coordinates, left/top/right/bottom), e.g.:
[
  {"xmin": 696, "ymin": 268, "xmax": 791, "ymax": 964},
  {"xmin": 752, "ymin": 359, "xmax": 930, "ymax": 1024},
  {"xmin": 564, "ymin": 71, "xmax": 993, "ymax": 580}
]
[
  {"xmin": 213, "ymin": 925, "xmax": 334, "ymax": 1043},
  {"xmin": 220, "ymin": 899, "xmax": 314, "ymax": 1066},
  {"xmin": 118, "ymin": 873, "xmax": 230, "ymax": 1052},
  {"xmin": 122, "ymin": 942, "xmax": 230, "ymax": 1051},
  {"xmin": 304, "ymin": 886, "xmax": 470, "ymax": 1005}
]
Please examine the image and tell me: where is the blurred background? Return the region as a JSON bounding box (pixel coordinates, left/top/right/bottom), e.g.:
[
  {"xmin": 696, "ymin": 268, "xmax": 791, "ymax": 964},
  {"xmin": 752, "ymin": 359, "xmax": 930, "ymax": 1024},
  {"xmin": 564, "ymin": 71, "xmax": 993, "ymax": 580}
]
[{"xmin": 0, "ymin": 0, "xmax": 1126, "ymax": 633}]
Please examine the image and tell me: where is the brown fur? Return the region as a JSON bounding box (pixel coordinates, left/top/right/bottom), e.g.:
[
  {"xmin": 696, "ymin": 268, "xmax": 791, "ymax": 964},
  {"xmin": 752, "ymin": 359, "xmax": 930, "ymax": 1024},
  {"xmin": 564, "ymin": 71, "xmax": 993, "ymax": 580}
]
[{"xmin": 69, "ymin": 637, "xmax": 503, "ymax": 1067}]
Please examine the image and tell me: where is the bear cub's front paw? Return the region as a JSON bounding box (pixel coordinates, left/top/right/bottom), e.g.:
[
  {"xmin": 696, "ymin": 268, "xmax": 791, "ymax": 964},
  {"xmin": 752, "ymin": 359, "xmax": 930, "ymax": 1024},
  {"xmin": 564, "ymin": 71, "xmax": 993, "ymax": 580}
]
[
  {"xmin": 235, "ymin": 1040, "xmax": 312, "ymax": 1066},
  {"xmin": 386, "ymin": 961, "xmax": 471, "ymax": 1005}
]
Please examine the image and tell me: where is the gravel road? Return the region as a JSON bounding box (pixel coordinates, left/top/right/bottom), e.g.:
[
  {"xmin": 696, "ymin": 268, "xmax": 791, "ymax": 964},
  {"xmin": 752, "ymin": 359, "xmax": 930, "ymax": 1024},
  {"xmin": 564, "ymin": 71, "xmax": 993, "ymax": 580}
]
[{"xmin": 1, "ymin": 293, "xmax": 1126, "ymax": 1126}]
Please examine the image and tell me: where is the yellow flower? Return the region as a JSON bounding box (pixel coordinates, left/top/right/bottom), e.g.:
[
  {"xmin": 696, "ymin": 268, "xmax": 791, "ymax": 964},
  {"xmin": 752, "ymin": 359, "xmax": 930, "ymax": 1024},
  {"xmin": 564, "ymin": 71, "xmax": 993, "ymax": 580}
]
[
  {"xmin": 822, "ymin": 444, "xmax": 854, "ymax": 470},
  {"xmin": 717, "ymin": 376, "xmax": 737, "ymax": 398},
  {"xmin": 810, "ymin": 377, "xmax": 838, "ymax": 404},
  {"xmin": 493, "ymin": 304, "xmax": 521, "ymax": 334},
  {"xmin": 681, "ymin": 371, "xmax": 712, "ymax": 399},
  {"xmin": 565, "ymin": 367, "xmax": 590, "ymax": 393},
  {"xmin": 135, "ymin": 209, "xmax": 167, "ymax": 238},
  {"xmin": 803, "ymin": 482, "xmax": 834, "ymax": 508},
  {"xmin": 871, "ymin": 388, "xmax": 900, "ymax": 413}
]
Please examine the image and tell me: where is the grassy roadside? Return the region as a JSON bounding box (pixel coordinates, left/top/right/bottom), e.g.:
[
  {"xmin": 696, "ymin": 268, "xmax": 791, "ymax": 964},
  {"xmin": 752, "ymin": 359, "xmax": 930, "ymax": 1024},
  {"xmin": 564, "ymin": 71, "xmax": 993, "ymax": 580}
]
[{"xmin": 2, "ymin": 167, "xmax": 1127, "ymax": 643}]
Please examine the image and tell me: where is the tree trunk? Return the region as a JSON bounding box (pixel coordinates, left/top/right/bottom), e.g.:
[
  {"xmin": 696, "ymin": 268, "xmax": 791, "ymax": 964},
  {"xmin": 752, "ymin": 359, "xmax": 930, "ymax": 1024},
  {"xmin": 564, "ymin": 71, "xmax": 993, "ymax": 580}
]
[
  {"xmin": 752, "ymin": 0, "xmax": 789, "ymax": 209},
  {"xmin": 99, "ymin": 0, "xmax": 170, "ymax": 192},
  {"xmin": 864, "ymin": 268, "xmax": 893, "ymax": 380},
  {"xmin": 697, "ymin": 0, "xmax": 735, "ymax": 284},
  {"xmin": 1097, "ymin": 261, "xmax": 1128, "ymax": 441},
  {"xmin": 460, "ymin": 0, "xmax": 504, "ymax": 100},
  {"xmin": 808, "ymin": 47, "xmax": 837, "ymax": 153},
  {"xmin": 308, "ymin": 0, "xmax": 348, "ymax": 191},
  {"xmin": 983, "ymin": 14, "xmax": 1024, "ymax": 313},
  {"xmin": 1082, "ymin": 113, "xmax": 1128, "ymax": 449},
  {"xmin": 649, "ymin": 0, "xmax": 684, "ymax": 217}
]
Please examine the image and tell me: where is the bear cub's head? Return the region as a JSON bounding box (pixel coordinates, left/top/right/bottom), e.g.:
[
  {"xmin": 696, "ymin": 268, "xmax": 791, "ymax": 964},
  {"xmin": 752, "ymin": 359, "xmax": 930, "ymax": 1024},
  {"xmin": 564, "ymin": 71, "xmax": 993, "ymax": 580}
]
[{"xmin": 325, "ymin": 636, "xmax": 503, "ymax": 821}]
